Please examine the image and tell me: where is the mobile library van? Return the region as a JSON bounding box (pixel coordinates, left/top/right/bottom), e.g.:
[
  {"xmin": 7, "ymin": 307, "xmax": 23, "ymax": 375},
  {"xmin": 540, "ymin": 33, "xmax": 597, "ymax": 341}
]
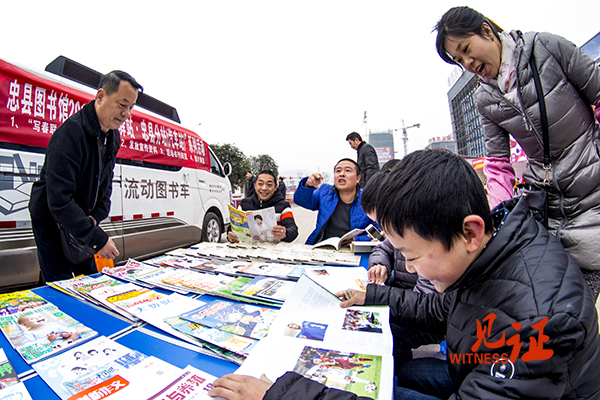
[{"xmin": 0, "ymin": 56, "xmax": 232, "ymax": 290}]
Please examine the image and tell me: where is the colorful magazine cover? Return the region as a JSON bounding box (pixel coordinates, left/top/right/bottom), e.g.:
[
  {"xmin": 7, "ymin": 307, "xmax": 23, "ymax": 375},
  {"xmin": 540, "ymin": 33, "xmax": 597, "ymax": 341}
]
[
  {"xmin": 292, "ymin": 346, "xmax": 382, "ymax": 398},
  {"xmin": 0, "ymin": 290, "xmax": 48, "ymax": 316},
  {"xmin": 228, "ymin": 204, "xmax": 252, "ymax": 243},
  {"xmin": 102, "ymin": 259, "xmax": 161, "ymax": 283},
  {"xmin": 0, "ymin": 303, "xmax": 98, "ymax": 364},
  {"xmin": 32, "ymin": 336, "xmax": 181, "ymax": 400},
  {"xmin": 163, "ymin": 317, "xmax": 257, "ymax": 357},
  {"xmin": 162, "ymin": 317, "xmax": 247, "ymax": 364},
  {"xmin": 0, "ymin": 347, "xmax": 19, "ymax": 389},
  {"xmin": 245, "ymin": 207, "xmax": 279, "ymax": 244},
  {"xmin": 179, "ymin": 299, "xmax": 277, "ymax": 340},
  {"xmin": 233, "ymin": 276, "xmax": 296, "ymax": 304}
]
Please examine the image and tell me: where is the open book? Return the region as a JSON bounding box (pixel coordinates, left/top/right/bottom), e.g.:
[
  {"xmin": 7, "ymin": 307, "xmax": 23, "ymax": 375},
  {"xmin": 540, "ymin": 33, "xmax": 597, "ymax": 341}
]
[
  {"xmin": 235, "ymin": 275, "xmax": 393, "ymax": 399},
  {"xmin": 312, "ymin": 228, "xmax": 365, "ymax": 250},
  {"xmin": 228, "ymin": 204, "xmax": 280, "ymax": 244}
]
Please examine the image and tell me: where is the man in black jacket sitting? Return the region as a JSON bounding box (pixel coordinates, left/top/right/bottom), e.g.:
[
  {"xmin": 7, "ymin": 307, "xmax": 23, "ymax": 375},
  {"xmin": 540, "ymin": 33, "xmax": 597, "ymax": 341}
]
[
  {"xmin": 228, "ymin": 170, "xmax": 298, "ymax": 243},
  {"xmin": 209, "ymin": 149, "xmax": 600, "ymax": 400}
]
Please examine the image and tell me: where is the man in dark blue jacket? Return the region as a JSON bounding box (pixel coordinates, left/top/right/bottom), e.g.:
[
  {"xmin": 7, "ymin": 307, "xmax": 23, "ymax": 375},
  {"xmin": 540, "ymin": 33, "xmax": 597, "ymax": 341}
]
[
  {"xmin": 29, "ymin": 71, "xmax": 142, "ymax": 283},
  {"xmin": 293, "ymin": 159, "xmax": 374, "ymax": 245}
]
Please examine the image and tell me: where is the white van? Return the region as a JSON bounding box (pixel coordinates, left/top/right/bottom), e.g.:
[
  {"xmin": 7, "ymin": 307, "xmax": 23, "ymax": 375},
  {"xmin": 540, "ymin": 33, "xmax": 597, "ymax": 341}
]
[{"xmin": 0, "ymin": 56, "xmax": 232, "ymax": 291}]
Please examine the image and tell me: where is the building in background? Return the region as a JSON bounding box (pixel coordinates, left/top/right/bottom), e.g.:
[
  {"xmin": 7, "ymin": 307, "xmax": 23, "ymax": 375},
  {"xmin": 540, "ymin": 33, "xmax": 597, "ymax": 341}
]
[
  {"xmin": 581, "ymin": 31, "xmax": 600, "ymax": 62},
  {"xmin": 368, "ymin": 130, "xmax": 395, "ymax": 168},
  {"xmin": 426, "ymin": 135, "xmax": 457, "ymax": 153}
]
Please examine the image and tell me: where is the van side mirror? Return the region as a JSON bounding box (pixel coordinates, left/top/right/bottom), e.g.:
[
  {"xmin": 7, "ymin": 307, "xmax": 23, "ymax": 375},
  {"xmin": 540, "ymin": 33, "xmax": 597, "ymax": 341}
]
[{"xmin": 223, "ymin": 162, "xmax": 232, "ymax": 177}]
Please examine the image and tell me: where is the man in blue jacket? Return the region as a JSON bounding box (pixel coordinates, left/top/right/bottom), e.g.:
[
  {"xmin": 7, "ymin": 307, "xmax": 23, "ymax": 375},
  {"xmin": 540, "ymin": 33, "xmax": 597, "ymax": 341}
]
[{"xmin": 293, "ymin": 158, "xmax": 374, "ymax": 245}]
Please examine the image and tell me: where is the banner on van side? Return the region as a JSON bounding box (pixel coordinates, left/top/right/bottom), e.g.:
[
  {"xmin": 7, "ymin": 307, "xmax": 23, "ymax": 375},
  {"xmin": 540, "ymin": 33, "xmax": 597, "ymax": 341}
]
[{"xmin": 0, "ymin": 58, "xmax": 210, "ymax": 171}]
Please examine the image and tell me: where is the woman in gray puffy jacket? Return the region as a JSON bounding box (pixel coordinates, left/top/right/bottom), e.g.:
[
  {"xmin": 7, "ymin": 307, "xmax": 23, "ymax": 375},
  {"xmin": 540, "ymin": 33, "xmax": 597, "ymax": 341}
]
[{"xmin": 435, "ymin": 6, "xmax": 600, "ymax": 288}]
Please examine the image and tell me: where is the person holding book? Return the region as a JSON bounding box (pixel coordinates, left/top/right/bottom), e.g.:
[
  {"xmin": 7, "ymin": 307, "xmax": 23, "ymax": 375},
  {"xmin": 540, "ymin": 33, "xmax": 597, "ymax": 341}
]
[
  {"xmin": 228, "ymin": 170, "xmax": 298, "ymax": 243},
  {"xmin": 208, "ymin": 149, "xmax": 600, "ymax": 400},
  {"xmin": 293, "ymin": 159, "xmax": 374, "ymax": 245}
]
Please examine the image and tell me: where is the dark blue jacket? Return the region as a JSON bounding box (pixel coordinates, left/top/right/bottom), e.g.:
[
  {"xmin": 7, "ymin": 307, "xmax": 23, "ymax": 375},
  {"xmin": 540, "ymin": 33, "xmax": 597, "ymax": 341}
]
[{"xmin": 293, "ymin": 177, "xmax": 374, "ymax": 245}]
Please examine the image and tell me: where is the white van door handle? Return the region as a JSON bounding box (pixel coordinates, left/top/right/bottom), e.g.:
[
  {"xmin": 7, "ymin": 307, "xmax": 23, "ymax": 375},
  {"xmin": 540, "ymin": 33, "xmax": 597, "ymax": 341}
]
[{"xmin": 198, "ymin": 178, "xmax": 206, "ymax": 183}]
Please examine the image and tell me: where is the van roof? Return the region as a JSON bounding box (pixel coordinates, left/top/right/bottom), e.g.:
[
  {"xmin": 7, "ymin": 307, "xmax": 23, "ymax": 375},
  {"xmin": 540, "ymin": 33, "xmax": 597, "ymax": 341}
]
[{"xmin": 45, "ymin": 56, "xmax": 181, "ymax": 124}]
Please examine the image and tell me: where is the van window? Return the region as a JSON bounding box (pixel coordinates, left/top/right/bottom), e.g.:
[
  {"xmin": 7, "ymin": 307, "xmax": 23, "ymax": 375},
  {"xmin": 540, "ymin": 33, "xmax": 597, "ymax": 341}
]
[{"xmin": 209, "ymin": 149, "xmax": 223, "ymax": 177}]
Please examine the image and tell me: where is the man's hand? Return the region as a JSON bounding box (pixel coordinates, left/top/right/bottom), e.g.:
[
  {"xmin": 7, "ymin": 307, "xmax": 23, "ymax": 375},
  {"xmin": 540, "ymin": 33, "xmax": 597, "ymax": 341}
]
[
  {"xmin": 305, "ymin": 173, "xmax": 323, "ymax": 188},
  {"xmin": 227, "ymin": 231, "xmax": 240, "ymax": 243},
  {"xmin": 209, "ymin": 374, "xmax": 273, "ymax": 400},
  {"xmin": 271, "ymin": 225, "xmax": 287, "ymax": 240},
  {"xmin": 98, "ymin": 237, "xmax": 119, "ymax": 259},
  {"xmin": 368, "ymin": 264, "xmax": 389, "ymax": 285},
  {"xmin": 335, "ymin": 289, "xmax": 366, "ymax": 308}
]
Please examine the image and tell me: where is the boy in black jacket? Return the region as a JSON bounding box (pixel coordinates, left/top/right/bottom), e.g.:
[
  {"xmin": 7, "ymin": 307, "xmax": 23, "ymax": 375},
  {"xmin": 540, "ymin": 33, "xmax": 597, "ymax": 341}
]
[{"xmin": 210, "ymin": 150, "xmax": 600, "ymax": 400}]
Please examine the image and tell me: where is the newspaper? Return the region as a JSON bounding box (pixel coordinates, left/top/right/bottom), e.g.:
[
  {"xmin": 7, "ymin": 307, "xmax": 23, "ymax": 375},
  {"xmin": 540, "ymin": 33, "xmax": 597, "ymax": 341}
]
[{"xmin": 236, "ymin": 275, "xmax": 393, "ymax": 399}]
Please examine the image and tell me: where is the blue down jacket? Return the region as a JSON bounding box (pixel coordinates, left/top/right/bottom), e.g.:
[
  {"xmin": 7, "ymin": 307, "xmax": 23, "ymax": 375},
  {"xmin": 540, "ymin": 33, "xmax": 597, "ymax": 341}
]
[{"xmin": 293, "ymin": 177, "xmax": 374, "ymax": 245}]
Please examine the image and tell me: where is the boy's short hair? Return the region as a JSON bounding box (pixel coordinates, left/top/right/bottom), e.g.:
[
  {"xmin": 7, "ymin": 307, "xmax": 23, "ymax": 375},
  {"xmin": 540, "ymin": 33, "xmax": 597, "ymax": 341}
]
[
  {"xmin": 376, "ymin": 149, "xmax": 493, "ymax": 250},
  {"xmin": 362, "ymin": 159, "xmax": 402, "ymax": 215}
]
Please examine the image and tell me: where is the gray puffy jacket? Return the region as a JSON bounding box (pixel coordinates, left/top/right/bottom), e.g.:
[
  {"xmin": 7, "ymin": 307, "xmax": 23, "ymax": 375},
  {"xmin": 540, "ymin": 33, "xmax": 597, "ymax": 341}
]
[{"xmin": 475, "ymin": 31, "xmax": 600, "ymax": 271}]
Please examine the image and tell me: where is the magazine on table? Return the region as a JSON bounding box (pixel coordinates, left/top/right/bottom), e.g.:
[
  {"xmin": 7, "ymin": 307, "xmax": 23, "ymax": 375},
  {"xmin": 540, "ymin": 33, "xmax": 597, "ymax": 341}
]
[
  {"xmin": 235, "ymin": 275, "xmax": 393, "ymax": 400},
  {"xmin": 32, "ymin": 336, "xmax": 181, "ymax": 400},
  {"xmin": 164, "ymin": 317, "xmax": 257, "ymax": 358},
  {"xmin": 232, "ymin": 276, "xmax": 296, "ymax": 305},
  {"xmin": 86, "ymin": 282, "xmax": 149, "ymax": 322},
  {"xmin": 178, "ymin": 299, "xmax": 277, "ymax": 340},
  {"xmin": 312, "ymin": 228, "xmax": 365, "ymax": 250},
  {"xmin": 0, "ymin": 290, "xmax": 49, "ymax": 316},
  {"xmin": 0, "ymin": 347, "xmax": 33, "ymax": 398},
  {"xmin": 102, "ymin": 258, "xmax": 161, "ymax": 284},
  {"xmin": 0, "ymin": 303, "xmax": 98, "ymax": 364},
  {"xmin": 147, "ymin": 365, "xmax": 222, "ymax": 400}
]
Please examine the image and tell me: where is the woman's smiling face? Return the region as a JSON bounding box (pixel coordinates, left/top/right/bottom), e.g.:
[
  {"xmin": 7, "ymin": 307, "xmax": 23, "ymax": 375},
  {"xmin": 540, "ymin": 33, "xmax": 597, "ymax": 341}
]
[{"xmin": 444, "ymin": 23, "xmax": 502, "ymax": 81}]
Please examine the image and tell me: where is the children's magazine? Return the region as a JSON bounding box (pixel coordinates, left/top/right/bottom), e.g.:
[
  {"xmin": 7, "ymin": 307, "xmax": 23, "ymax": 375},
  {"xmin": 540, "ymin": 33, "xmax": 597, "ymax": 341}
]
[
  {"xmin": 0, "ymin": 303, "xmax": 97, "ymax": 364},
  {"xmin": 179, "ymin": 299, "xmax": 277, "ymax": 340}
]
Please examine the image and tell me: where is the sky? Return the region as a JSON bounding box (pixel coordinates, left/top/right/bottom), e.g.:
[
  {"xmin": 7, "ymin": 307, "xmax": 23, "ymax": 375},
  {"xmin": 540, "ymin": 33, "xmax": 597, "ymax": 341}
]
[{"xmin": 3, "ymin": 1, "xmax": 598, "ymax": 177}]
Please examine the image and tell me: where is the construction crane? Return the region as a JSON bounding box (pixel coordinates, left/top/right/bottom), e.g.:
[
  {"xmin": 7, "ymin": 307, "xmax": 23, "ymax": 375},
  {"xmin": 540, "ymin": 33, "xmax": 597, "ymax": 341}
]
[{"xmin": 401, "ymin": 119, "xmax": 420, "ymax": 158}]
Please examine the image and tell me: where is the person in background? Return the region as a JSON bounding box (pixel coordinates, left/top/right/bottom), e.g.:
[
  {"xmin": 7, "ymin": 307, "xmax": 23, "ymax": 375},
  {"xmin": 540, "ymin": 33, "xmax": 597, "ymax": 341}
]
[
  {"xmin": 346, "ymin": 132, "xmax": 380, "ymax": 189},
  {"xmin": 228, "ymin": 170, "xmax": 298, "ymax": 243},
  {"xmin": 209, "ymin": 149, "xmax": 600, "ymax": 400},
  {"xmin": 435, "ymin": 6, "xmax": 600, "ymax": 292},
  {"xmin": 293, "ymin": 158, "xmax": 374, "ymax": 245},
  {"xmin": 29, "ymin": 70, "xmax": 142, "ymax": 283},
  {"xmin": 245, "ymin": 171, "xmax": 257, "ymax": 198},
  {"xmin": 277, "ymin": 177, "xmax": 287, "ymax": 199}
]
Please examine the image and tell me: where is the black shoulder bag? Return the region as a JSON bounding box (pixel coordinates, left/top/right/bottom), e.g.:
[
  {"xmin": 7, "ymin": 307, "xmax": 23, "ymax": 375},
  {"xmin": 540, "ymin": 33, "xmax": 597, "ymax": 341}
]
[
  {"xmin": 58, "ymin": 223, "xmax": 97, "ymax": 264},
  {"xmin": 522, "ymin": 49, "xmax": 551, "ymax": 228}
]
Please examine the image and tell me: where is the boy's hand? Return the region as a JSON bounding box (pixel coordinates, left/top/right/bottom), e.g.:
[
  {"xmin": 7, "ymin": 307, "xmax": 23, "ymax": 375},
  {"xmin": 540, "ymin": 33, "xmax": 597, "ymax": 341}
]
[
  {"xmin": 227, "ymin": 231, "xmax": 240, "ymax": 243},
  {"xmin": 368, "ymin": 265, "xmax": 389, "ymax": 285},
  {"xmin": 335, "ymin": 289, "xmax": 366, "ymax": 308},
  {"xmin": 209, "ymin": 373, "xmax": 272, "ymax": 400}
]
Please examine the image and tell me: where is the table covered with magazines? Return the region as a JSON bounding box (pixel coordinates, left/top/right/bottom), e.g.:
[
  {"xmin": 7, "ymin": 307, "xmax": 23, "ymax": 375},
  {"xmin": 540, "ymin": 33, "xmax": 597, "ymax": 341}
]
[{"xmin": 0, "ymin": 241, "xmax": 394, "ymax": 400}]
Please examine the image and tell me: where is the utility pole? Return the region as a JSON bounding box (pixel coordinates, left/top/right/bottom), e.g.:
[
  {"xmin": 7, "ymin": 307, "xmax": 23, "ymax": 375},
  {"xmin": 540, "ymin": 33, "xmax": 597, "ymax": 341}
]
[{"xmin": 401, "ymin": 119, "xmax": 420, "ymax": 158}]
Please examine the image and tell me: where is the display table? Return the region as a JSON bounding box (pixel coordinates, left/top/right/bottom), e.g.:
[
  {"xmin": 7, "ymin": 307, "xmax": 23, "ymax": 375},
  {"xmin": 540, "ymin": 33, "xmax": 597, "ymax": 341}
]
[{"xmin": 10, "ymin": 253, "xmax": 371, "ymax": 398}]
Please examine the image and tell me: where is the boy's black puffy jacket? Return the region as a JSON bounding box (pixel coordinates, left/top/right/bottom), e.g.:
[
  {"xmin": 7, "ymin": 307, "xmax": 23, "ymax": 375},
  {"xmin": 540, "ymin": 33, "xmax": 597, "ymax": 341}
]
[
  {"xmin": 240, "ymin": 191, "xmax": 298, "ymax": 243},
  {"xmin": 264, "ymin": 197, "xmax": 600, "ymax": 399}
]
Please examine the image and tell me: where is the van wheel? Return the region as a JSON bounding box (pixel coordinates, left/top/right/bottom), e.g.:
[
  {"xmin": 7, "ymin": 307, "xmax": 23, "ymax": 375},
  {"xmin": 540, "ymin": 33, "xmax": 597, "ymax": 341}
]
[{"xmin": 202, "ymin": 212, "xmax": 222, "ymax": 243}]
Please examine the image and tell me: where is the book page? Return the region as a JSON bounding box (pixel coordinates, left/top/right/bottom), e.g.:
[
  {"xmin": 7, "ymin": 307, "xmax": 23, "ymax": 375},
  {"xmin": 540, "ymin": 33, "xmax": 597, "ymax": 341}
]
[
  {"xmin": 236, "ymin": 275, "xmax": 392, "ymax": 400},
  {"xmin": 228, "ymin": 204, "xmax": 252, "ymax": 243},
  {"xmin": 245, "ymin": 207, "xmax": 280, "ymax": 244}
]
